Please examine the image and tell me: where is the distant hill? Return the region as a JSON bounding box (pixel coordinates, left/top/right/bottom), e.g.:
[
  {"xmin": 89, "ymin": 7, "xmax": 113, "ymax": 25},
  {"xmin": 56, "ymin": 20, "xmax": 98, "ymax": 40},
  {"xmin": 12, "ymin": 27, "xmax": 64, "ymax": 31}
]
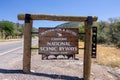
[{"xmin": 55, "ymin": 22, "xmax": 84, "ymax": 28}]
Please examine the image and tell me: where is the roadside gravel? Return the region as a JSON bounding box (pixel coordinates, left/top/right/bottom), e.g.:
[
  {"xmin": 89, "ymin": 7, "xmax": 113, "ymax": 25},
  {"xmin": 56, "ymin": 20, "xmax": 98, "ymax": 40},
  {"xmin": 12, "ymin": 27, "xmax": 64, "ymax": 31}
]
[{"xmin": 0, "ymin": 55, "xmax": 120, "ymax": 80}]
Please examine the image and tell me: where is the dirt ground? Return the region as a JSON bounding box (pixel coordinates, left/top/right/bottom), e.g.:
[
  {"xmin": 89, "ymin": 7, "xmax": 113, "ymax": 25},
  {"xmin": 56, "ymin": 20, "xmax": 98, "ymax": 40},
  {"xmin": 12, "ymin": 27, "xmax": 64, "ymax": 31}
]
[
  {"xmin": 0, "ymin": 54, "xmax": 120, "ymax": 80},
  {"xmin": 0, "ymin": 42, "xmax": 120, "ymax": 80}
]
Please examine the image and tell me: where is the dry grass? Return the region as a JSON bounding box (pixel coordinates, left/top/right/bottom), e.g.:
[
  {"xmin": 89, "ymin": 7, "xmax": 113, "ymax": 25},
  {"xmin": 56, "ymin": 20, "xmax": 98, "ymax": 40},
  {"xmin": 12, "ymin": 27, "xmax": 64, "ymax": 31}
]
[
  {"xmin": 96, "ymin": 45, "xmax": 120, "ymax": 67},
  {"xmin": 78, "ymin": 42, "xmax": 120, "ymax": 68},
  {"xmin": 31, "ymin": 42, "xmax": 120, "ymax": 67},
  {"xmin": 31, "ymin": 44, "xmax": 39, "ymax": 55},
  {"xmin": 0, "ymin": 39, "xmax": 22, "ymax": 42}
]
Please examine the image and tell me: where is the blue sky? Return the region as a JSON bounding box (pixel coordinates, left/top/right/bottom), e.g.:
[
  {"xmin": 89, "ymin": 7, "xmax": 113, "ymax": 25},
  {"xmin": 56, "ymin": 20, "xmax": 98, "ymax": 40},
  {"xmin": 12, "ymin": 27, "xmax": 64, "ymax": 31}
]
[{"xmin": 0, "ymin": 0, "xmax": 120, "ymax": 28}]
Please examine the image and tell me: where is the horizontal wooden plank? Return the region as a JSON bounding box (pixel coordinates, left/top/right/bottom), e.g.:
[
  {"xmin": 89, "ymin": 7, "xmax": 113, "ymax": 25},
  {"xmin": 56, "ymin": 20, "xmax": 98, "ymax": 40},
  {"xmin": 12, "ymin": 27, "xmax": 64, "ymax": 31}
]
[{"xmin": 18, "ymin": 14, "xmax": 98, "ymax": 22}]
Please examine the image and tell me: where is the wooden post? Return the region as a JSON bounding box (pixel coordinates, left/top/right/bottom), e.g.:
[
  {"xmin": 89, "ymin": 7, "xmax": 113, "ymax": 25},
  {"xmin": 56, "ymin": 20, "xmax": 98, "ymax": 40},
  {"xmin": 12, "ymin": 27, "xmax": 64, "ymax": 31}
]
[
  {"xmin": 23, "ymin": 14, "xmax": 32, "ymax": 73},
  {"xmin": 83, "ymin": 16, "xmax": 93, "ymax": 80}
]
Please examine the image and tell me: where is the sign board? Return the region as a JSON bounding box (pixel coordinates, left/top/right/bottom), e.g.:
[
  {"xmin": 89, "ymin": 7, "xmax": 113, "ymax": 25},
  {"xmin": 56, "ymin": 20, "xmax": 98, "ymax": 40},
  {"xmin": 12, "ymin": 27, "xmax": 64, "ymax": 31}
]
[{"xmin": 39, "ymin": 28, "xmax": 79, "ymax": 55}]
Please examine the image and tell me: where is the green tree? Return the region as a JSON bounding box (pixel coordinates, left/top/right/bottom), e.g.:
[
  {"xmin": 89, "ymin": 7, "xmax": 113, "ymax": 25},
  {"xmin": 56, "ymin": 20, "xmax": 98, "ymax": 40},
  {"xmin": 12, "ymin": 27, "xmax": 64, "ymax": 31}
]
[
  {"xmin": 112, "ymin": 22, "xmax": 120, "ymax": 47},
  {"xmin": 93, "ymin": 21, "xmax": 109, "ymax": 44},
  {"xmin": 0, "ymin": 22, "xmax": 4, "ymax": 38},
  {"xmin": 108, "ymin": 18, "xmax": 120, "ymax": 44},
  {"xmin": 13, "ymin": 23, "xmax": 24, "ymax": 38},
  {"xmin": 78, "ymin": 26, "xmax": 85, "ymax": 41},
  {"xmin": 0, "ymin": 21, "xmax": 14, "ymax": 39}
]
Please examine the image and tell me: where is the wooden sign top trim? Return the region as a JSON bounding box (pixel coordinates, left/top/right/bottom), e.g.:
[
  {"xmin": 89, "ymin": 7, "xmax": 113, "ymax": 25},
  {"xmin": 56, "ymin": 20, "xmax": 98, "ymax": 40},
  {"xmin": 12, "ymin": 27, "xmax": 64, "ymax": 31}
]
[{"xmin": 18, "ymin": 14, "xmax": 98, "ymax": 22}]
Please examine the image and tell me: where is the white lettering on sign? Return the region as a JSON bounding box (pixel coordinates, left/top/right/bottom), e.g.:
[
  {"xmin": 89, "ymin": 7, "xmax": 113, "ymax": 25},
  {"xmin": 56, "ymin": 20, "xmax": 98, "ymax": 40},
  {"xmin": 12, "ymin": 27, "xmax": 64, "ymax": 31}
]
[
  {"xmin": 65, "ymin": 29, "xmax": 77, "ymax": 36},
  {"xmin": 59, "ymin": 47, "xmax": 77, "ymax": 51},
  {"xmin": 50, "ymin": 52, "xmax": 68, "ymax": 54},
  {"xmin": 40, "ymin": 47, "xmax": 57, "ymax": 51},
  {"xmin": 40, "ymin": 29, "xmax": 77, "ymax": 36},
  {"xmin": 39, "ymin": 47, "xmax": 77, "ymax": 52},
  {"xmin": 51, "ymin": 38, "xmax": 67, "ymax": 41},
  {"xmin": 47, "ymin": 42, "xmax": 71, "ymax": 46},
  {"xmin": 41, "ymin": 29, "xmax": 55, "ymax": 35}
]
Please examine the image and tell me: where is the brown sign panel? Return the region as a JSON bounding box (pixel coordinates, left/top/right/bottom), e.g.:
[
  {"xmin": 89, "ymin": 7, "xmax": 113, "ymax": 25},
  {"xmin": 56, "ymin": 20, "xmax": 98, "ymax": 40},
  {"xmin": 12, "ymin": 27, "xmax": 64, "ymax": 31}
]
[{"xmin": 39, "ymin": 28, "xmax": 79, "ymax": 55}]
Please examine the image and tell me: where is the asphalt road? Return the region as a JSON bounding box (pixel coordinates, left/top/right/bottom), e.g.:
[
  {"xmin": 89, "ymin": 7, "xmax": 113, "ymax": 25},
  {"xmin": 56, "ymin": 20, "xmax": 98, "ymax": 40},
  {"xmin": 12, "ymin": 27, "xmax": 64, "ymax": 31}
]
[
  {"xmin": 0, "ymin": 38, "xmax": 38, "ymax": 56},
  {"xmin": 0, "ymin": 38, "xmax": 38, "ymax": 64}
]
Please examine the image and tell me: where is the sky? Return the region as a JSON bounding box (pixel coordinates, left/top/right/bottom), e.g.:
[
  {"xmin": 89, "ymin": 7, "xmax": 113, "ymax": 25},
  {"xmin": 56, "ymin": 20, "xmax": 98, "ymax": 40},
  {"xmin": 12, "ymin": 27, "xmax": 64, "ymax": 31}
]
[{"xmin": 0, "ymin": 0, "xmax": 120, "ymax": 28}]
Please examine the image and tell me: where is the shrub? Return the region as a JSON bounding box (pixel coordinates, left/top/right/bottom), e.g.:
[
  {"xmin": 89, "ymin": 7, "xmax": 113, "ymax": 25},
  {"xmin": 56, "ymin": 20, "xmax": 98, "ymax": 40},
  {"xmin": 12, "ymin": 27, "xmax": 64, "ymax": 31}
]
[
  {"xmin": 116, "ymin": 41, "xmax": 120, "ymax": 48},
  {"xmin": 78, "ymin": 26, "xmax": 85, "ymax": 41},
  {"xmin": 97, "ymin": 32, "xmax": 108, "ymax": 43}
]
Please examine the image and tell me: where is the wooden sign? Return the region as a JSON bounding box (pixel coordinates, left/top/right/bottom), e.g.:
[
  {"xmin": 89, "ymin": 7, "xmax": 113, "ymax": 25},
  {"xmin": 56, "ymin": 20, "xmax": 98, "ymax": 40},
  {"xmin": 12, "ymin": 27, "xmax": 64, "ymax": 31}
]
[{"xmin": 39, "ymin": 28, "xmax": 79, "ymax": 55}]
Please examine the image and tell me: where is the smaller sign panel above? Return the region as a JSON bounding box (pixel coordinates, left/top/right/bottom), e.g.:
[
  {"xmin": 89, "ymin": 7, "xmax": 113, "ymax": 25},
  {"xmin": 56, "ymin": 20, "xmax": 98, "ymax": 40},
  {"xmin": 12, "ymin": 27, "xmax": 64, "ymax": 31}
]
[{"xmin": 39, "ymin": 28, "xmax": 79, "ymax": 55}]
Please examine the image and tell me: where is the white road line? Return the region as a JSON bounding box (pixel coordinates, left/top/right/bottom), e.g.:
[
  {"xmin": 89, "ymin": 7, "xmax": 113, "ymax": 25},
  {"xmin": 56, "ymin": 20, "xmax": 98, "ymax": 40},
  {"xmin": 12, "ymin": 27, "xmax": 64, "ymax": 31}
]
[
  {"xmin": 0, "ymin": 39, "xmax": 37, "ymax": 56},
  {"xmin": 0, "ymin": 47, "xmax": 22, "ymax": 56}
]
